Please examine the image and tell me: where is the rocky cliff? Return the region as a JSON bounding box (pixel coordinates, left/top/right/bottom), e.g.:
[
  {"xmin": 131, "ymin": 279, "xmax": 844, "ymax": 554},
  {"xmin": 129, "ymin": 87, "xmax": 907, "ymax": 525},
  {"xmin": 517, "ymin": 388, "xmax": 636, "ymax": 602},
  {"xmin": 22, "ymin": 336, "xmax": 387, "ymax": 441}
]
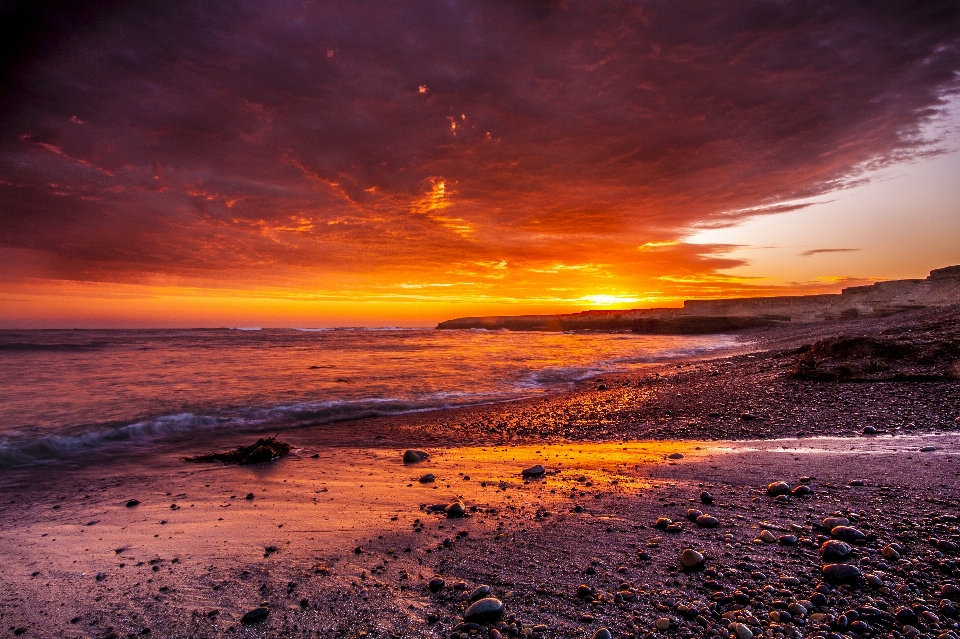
[{"xmin": 436, "ymin": 265, "xmax": 960, "ymax": 333}]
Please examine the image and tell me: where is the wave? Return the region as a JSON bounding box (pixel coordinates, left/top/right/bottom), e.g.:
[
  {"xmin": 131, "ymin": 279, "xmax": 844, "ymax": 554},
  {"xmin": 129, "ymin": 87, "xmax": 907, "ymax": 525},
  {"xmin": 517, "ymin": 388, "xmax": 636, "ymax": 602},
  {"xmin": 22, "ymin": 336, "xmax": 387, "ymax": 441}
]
[
  {"xmin": 0, "ymin": 393, "xmax": 509, "ymax": 468},
  {"xmin": 0, "ymin": 341, "xmax": 110, "ymax": 353}
]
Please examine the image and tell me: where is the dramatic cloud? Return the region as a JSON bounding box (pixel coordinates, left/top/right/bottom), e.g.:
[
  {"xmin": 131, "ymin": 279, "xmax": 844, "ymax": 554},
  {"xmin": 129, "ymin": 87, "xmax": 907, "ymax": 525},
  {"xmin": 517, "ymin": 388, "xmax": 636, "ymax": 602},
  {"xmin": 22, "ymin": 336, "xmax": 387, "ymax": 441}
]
[{"xmin": 1, "ymin": 0, "xmax": 959, "ymax": 317}]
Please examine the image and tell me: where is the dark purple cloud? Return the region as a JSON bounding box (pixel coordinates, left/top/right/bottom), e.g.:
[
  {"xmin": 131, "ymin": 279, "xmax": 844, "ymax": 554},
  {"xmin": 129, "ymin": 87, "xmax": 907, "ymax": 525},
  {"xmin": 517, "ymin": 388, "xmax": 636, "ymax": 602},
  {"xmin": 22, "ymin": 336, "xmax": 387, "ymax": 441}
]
[{"xmin": 0, "ymin": 0, "xmax": 958, "ymax": 288}]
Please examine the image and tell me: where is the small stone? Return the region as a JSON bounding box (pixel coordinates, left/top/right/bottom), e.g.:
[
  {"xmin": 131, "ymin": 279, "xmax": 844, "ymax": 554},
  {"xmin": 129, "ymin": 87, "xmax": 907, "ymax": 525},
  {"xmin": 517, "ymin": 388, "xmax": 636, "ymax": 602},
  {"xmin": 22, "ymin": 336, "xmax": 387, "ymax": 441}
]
[
  {"xmin": 245, "ymin": 493, "xmax": 254, "ymax": 500},
  {"xmin": 403, "ymin": 450, "xmax": 430, "ymax": 463},
  {"xmin": 463, "ymin": 598, "xmax": 504, "ymax": 624},
  {"xmin": 469, "ymin": 585, "xmax": 491, "ymax": 601},
  {"xmin": 521, "ymin": 465, "xmax": 545, "ymax": 478},
  {"xmin": 125, "ymin": 499, "xmax": 140, "ymax": 508},
  {"xmin": 881, "ymin": 544, "xmax": 900, "ymax": 560},
  {"xmin": 778, "ymin": 535, "xmax": 799, "ymax": 546},
  {"xmin": 428, "ymin": 578, "xmax": 445, "ymax": 593},
  {"xmin": 820, "ymin": 540, "xmax": 852, "ymax": 562},
  {"xmin": 831, "ymin": 526, "xmax": 866, "ymax": 543},
  {"xmin": 790, "ymin": 485, "xmax": 812, "ymax": 497},
  {"xmin": 822, "ymin": 563, "xmax": 862, "ymax": 584},
  {"xmin": 767, "ymin": 481, "xmax": 790, "ymax": 496},
  {"xmin": 686, "ymin": 508, "xmax": 703, "ymax": 521},
  {"xmin": 445, "ymin": 501, "xmax": 466, "ymax": 518},
  {"xmin": 667, "ymin": 453, "xmax": 684, "ymax": 460},
  {"xmin": 680, "ymin": 548, "xmax": 704, "ymax": 570},
  {"xmin": 653, "ymin": 517, "xmax": 672, "ymax": 530},
  {"xmin": 919, "ymin": 446, "xmax": 938, "ymax": 452},
  {"xmin": 822, "ymin": 516, "xmax": 850, "ymax": 529},
  {"xmin": 593, "ymin": 629, "xmax": 613, "ymax": 639},
  {"xmin": 700, "ymin": 491, "xmax": 714, "ymax": 505},
  {"xmin": 696, "ymin": 514, "xmax": 720, "ymax": 528},
  {"xmin": 577, "ymin": 584, "xmax": 593, "ymax": 598},
  {"xmin": 419, "ymin": 473, "xmax": 435, "ymax": 483},
  {"xmin": 241, "ymin": 607, "xmax": 269, "ymax": 624},
  {"xmin": 655, "ymin": 618, "xmax": 671, "ymax": 631},
  {"xmin": 759, "ymin": 530, "xmax": 777, "ymax": 543},
  {"xmin": 732, "ymin": 622, "xmax": 753, "ymax": 639},
  {"xmin": 862, "ymin": 425, "xmax": 877, "ymax": 435}
]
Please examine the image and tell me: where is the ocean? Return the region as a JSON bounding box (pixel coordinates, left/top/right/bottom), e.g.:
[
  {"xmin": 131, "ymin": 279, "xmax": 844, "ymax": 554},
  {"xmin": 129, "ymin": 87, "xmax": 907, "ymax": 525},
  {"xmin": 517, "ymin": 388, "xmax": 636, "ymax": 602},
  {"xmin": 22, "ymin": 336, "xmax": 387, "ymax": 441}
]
[{"xmin": 0, "ymin": 328, "xmax": 739, "ymax": 465}]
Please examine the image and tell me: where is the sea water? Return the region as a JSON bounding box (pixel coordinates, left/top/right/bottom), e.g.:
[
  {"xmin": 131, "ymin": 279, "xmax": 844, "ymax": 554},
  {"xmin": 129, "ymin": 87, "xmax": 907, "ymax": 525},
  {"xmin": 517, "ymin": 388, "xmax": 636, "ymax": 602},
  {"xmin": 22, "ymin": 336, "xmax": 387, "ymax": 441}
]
[{"xmin": 0, "ymin": 327, "xmax": 739, "ymax": 464}]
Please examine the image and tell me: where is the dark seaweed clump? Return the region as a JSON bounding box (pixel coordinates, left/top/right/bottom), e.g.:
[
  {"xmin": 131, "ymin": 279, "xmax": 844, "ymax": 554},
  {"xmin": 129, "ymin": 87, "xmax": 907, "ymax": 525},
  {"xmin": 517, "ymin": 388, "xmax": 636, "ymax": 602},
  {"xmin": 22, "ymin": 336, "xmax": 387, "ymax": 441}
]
[
  {"xmin": 185, "ymin": 437, "xmax": 291, "ymax": 464},
  {"xmin": 790, "ymin": 335, "xmax": 960, "ymax": 382}
]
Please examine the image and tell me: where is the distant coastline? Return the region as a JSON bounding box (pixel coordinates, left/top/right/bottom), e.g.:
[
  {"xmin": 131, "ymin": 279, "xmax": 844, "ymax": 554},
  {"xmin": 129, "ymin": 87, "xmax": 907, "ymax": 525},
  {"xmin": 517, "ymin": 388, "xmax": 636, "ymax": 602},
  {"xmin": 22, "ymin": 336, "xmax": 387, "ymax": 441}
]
[{"xmin": 437, "ymin": 264, "xmax": 960, "ymax": 334}]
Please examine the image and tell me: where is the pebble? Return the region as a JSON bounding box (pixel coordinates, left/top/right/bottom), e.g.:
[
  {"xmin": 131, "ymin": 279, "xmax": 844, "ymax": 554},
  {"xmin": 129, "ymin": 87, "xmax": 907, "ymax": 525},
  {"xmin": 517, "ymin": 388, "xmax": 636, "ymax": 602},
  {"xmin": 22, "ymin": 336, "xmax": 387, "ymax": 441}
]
[
  {"xmin": 790, "ymin": 485, "xmax": 812, "ymax": 497},
  {"xmin": 881, "ymin": 544, "xmax": 901, "ymax": 559},
  {"xmin": 245, "ymin": 493, "xmax": 254, "ymax": 500},
  {"xmin": 732, "ymin": 622, "xmax": 753, "ymax": 639},
  {"xmin": 463, "ymin": 598, "xmax": 504, "ymax": 624},
  {"xmin": 695, "ymin": 514, "xmax": 720, "ymax": 528},
  {"xmin": 655, "ymin": 618, "xmax": 672, "ymax": 631},
  {"xmin": 700, "ymin": 491, "xmax": 714, "ymax": 505},
  {"xmin": 766, "ymin": 481, "xmax": 790, "ymax": 496},
  {"xmin": 862, "ymin": 425, "xmax": 877, "ymax": 435},
  {"xmin": 831, "ymin": 525, "xmax": 866, "ymax": 543},
  {"xmin": 759, "ymin": 530, "xmax": 777, "ymax": 543},
  {"xmin": 593, "ymin": 629, "xmax": 613, "ymax": 639},
  {"xmin": 778, "ymin": 534, "xmax": 798, "ymax": 546},
  {"xmin": 685, "ymin": 508, "xmax": 703, "ymax": 521},
  {"xmin": 820, "ymin": 540, "xmax": 852, "ymax": 561},
  {"xmin": 667, "ymin": 452, "xmax": 684, "ymax": 459},
  {"xmin": 469, "ymin": 585, "xmax": 491, "ymax": 601},
  {"xmin": 428, "ymin": 578, "xmax": 445, "ymax": 593},
  {"xmin": 445, "ymin": 501, "xmax": 466, "ymax": 518},
  {"xmin": 419, "ymin": 473, "xmax": 436, "ymax": 483},
  {"xmin": 241, "ymin": 607, "xmax": 270, "ymax": 624},
  {"xmin": 125, "ymin": 499, "xmax": 140, "ymax": 508},
  {"xmin": 680, "ymin": 548, "xmax": 704, "ymax": 569},
  {"xmin": 403, "ymin": 450, "xmax": 430, "ymax": 463},
  {"xmin": 521, "ymin": 465, "xmax": 545, "ymax": 478},
  {"xmin": 920, "ymin": 446, "xmax": 938, "ymax": 452},
  {"xmin": 822, "ymin": 516, "xmax": 850, "ymax": 529},
  {"xmin": 822, "ymin": 563, "xmax": 862, "ymax": 584}
]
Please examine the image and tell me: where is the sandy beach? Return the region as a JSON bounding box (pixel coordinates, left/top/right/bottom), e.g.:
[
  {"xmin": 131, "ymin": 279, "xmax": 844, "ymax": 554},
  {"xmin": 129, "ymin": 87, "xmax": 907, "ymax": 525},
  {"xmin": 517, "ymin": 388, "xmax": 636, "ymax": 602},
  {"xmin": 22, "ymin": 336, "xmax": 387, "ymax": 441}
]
[{"xmin": 1, "ymin": 307, "xmax": 959, "ymax": 639}]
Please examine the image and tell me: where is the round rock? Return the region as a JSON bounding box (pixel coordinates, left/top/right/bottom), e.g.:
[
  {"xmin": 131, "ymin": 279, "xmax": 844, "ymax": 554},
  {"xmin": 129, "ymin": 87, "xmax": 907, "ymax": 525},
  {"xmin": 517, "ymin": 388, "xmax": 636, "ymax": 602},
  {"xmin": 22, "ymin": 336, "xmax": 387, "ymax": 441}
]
[
  {"xmin": 680, "ymin": 548, "xmax": 704, "ymax": 570},
  {"xmin": 428, "ymin": 578, "xmax": 445, "ymax": 593},
  {"xmin": 820, "ymin": 539, "xmax": 852, "ymax": 562},
  {"xmin": 822, "ymin": 563, "xmax": 862, "ymax": 584},
  {"xmin": 419, "ymin": 473, "xmax": 435, "ymax": 483},
  {"xmin": 699, "ymin": 491, "xmax": 714, "ymax": 505},
  {"xmin": 831, "ymin": 525, "xmax": 866, "ymax": 543},
  {"xmin": 445, "ymin": 501, "xmax": 466, "ymax": 518},
  {"xmin": 823, "ymin": 516, "xmax": 850, "ymax": 529},
  {"xmin": 695, "ymin": 514, "xmax": 720, "ymax": 528},
  {"xmin": 463, "ymin": 597, "xmax": 504, "ymax": 624},
  {"xmin": 468, "ymin": 585, "xmax": 491, "ymax": 601},
  {"xmin": 521, "ymin": 464, "xmax": 545, "ymax": 478},
  {"xmin": 766, "ymin": 481, "xmax": 790, "ymax": 496},
  {"xmin": 593, "ymin": 630, "xmax": 613, "ymax": 639},
  {"xmin": 403, "ymin": 450, "xmax": 430, "ymax": 463},
  {"xmin": 241, "ymin": 607, "xmax": 270, "ymax": 624}
]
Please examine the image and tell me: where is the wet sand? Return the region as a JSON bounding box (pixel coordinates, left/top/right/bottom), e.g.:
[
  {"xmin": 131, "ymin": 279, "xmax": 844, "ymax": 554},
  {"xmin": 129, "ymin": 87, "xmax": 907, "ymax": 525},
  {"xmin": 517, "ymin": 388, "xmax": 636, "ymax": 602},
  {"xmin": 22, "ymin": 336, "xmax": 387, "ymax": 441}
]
[{"xmin": 1, "ymin": 307, "xmax": 959, "ymax": 638}]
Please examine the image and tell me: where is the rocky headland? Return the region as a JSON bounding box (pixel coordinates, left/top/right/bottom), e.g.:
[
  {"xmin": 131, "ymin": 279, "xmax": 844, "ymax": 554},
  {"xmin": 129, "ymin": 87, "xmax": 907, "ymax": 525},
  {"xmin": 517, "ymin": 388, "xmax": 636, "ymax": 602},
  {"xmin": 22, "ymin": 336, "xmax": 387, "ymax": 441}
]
[{"xmin": 436, "ymin": 266, "xmax": 960, "ymax": 334}]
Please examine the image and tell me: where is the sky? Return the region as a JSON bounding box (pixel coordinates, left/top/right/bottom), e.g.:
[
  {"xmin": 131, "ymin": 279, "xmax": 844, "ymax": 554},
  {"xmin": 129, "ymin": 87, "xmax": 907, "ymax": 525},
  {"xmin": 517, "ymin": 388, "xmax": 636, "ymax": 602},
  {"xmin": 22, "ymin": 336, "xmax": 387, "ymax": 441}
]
[{"xmin": 1, "ymin": 0, "xmax": 959, "ymax": 328}]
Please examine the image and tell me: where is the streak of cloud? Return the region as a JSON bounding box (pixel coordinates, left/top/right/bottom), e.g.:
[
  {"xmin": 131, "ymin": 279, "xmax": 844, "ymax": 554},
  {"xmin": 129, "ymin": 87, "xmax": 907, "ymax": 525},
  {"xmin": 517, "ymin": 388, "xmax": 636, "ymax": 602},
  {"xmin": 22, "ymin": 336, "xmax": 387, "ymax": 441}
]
[{"xmin": 799, "ymin": 248, "xmax": 863, "ymax": 257}]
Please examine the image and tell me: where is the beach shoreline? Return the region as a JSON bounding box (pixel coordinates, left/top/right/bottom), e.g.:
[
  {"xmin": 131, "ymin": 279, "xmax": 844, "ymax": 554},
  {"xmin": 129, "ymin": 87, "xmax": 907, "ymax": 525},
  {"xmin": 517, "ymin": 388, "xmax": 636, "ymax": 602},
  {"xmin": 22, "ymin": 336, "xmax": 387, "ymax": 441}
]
[{"xmin": 1, "ymin": 306, "xmax": 959, "ymax": 638}]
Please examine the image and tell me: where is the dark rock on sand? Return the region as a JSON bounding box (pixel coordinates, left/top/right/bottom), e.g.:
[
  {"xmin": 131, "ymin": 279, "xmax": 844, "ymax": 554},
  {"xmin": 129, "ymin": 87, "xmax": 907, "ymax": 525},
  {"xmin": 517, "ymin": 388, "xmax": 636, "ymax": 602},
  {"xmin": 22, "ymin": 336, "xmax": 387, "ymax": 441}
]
[
  {"xmin": 463, "ymin": 597, "xmax": 504, "ymax": 623},
  {"xmin": 593, "ymin": 629, "xmax": 613, "ymax": 639},
  {"xmin": 403, "ymin": 450, "xmax": 430, "ymax": 463},
  {"xmin": 241, "ymin": 607, "xmax": 270, "ymax": 624},
  {"xmin": 185, "ymin": 437, "xmax": 290, "ymax": 465},
  {"xmin": 820, "ymin": 540, "xmax": 853, "ymax": 562},
  {"xmin": 125, "ymin": 499, "xmax": 140, "ymax": 507},
  {"xmin": 680, "ymin": 548, "xmax": 705, "ymax": 570},
  {"xmin": 419, "ymin": 473, "xmax": 435, "ymax": 483},
  {"xmin": 696, "ymin": 514, "xmax": 720, "ymax": 528},
  {"xmin": 767, "ymin": 481, "xmax": 790, "ymax": 496},
  {"xmin": 831, "ymin": 525, "xmax": 866, "ymax": 543},
  {"xmin": 445, "ymin": 501, "xmax": 466, "ymax": 517},
  {"xmin": 428, "ymin": 578, "xmax": 445, "ymax": 593},
  {"xmin": 823, "ymin": 516, "xmax": 850, "ymax": 529},
  {"xmin": 700, "ymin": 491, "xmax": 714, "ymax": 505},
  {"xmin": 469, "ymin": 585, "xmax": 491, "ymax": 601},
  {"xmin": 822, "ymin": 564, "xmax": 862, "ymax": 584},
  {"xmin": 521, "ymin": 464, "xmax": 545, "ymax": 478}
]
